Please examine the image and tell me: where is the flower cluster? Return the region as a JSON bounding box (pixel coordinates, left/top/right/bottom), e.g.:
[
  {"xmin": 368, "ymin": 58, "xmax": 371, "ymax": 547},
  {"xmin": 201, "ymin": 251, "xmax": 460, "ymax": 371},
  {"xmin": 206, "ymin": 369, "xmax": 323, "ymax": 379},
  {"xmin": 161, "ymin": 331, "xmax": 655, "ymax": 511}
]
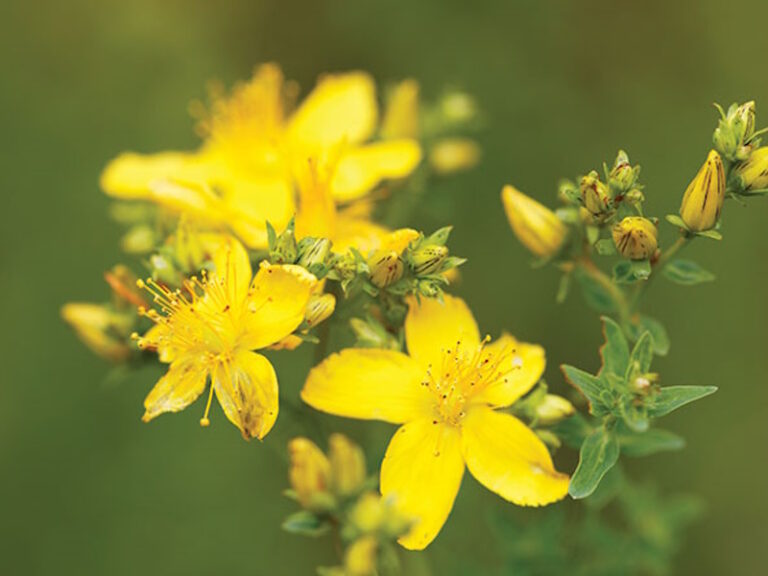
[{"xmin": 62, "ymin": 64, "xmax": 756, "ymax": 574}]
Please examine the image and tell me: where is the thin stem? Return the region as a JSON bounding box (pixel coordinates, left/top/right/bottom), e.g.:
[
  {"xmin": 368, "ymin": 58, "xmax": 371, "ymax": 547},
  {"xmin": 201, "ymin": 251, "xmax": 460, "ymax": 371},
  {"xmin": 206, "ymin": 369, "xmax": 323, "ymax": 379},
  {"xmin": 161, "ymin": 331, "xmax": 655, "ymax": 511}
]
[
  {"xmin": 576, "ymin": 257, "xmax": 631, "ymax": 325},
  {"xmin": 628, "ymin": 235, "xmax": 691, "ymax": 312}
]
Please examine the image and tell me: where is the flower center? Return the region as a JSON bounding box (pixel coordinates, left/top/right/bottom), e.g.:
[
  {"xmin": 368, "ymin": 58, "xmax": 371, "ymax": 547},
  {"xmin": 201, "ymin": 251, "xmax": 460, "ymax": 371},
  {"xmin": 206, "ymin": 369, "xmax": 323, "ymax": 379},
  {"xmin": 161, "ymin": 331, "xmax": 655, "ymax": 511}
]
[{"xmin": 421, "ymin": 336, "xmax": 517, "ymax": 427}]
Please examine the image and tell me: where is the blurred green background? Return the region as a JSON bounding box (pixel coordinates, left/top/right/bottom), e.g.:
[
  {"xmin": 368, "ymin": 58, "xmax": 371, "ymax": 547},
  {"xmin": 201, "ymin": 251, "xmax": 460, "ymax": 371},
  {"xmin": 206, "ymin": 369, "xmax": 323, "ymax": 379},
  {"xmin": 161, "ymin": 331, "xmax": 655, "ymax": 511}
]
[{"xmin": 3, "ymin": 0, "xmax": 767, "ymax": 573}]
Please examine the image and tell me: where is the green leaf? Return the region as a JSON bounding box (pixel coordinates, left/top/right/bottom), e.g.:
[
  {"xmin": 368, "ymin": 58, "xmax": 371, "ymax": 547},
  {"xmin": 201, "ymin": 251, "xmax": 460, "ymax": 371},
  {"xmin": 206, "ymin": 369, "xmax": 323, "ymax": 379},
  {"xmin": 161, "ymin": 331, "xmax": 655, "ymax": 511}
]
[
  {"xmin": 569, "ymin": 427, "xmax": 620, "ymax": 499},
  {"xmin": 663, "ymin": 259, "xmax": 715, "ymax": 285},
  {"xmin": 619, "ymin": 401, "xmax": 650, "ymax": 433},
  {"xmin": 550, "ymin": 413, "xmax": 593, "ymax": 449},
  {"xmin": 619, "ymin": 428, "xmax": 686, "ymax": 457},
  {"xmin": 282, "ymin": 511, "xmax": 330, "ymax": 537},
  {"xmin": 648, "ymin": 385, "xmax": 717, "ymax": 418},
  {"xmin": 630, "ymin": 260, "xmax": 651, "ymax": 280},
  {"xmin": 626, "ymin": 331, "xmax": 654, "ymax": 378},
  {"xmin": 574, "ymin": 268, "xmax": 621, "ymax": 313},
  {"xmin": 626, "ymin": 315, "xmax": 669, "ymax": 356},
  {"xmin": 612, "ymin": 261, "xmax": 637, "ymax": 285},
  {"xmin": 555, "ymin": 272, "xmax": 571, "ymax": 304},
  {"xmin": 561, "ymin": 365, "xmax": 605, "ymax": 410},
  {"xmin": 598, "ymin": 316, "xmax": 630, "ymax": 377}
]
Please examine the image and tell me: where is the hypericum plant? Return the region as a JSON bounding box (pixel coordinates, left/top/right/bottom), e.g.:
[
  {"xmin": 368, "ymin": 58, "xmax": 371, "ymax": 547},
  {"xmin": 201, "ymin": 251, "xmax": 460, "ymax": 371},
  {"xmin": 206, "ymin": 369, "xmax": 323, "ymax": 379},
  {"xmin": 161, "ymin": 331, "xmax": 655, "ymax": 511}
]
[{"xmin": 62, "ymin": 62, "xmax": 756, "ymax": 575}]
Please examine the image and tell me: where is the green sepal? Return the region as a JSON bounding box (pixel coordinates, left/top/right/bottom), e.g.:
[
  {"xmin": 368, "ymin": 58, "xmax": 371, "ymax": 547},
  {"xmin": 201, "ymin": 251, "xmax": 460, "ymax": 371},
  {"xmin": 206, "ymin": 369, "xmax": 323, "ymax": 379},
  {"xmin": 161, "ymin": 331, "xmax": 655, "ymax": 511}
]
[
  {"xmin": 695, "ymin": 229, "xmax": 722, "ymax": 241},
  {"xmin": 647, "ymin": 385, "xmax": 717, "ymax": 418},
  {"xmin": 630, "ymin": 259, "xmax": 651, "ymax": 280},
  {"xmin": 282, "ymin": 511, "xmax": 331, "ymax": 537},
  {"xmin": 663, "ymin": 259, "xmax": 715, "ymax": 285},
  {"xmin": 665, "ymin": 214, "xmax": 688, "ymax": 229},
  {"xmin": 569, "ymin": 426, "xmax": 620, "ymax": 499}
]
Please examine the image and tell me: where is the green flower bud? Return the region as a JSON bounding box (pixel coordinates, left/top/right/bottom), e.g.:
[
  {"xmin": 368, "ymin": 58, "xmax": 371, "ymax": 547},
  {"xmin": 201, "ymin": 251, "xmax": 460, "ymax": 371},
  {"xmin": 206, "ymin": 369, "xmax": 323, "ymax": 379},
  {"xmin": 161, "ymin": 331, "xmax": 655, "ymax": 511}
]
[
  {"xmin": 409, "ymin": 244, "xmax": 449, "ymax": 275},
  {"xmin": 713, "ymin": 101, "xmax": 756, "ymax": 162},
  {"xmin": 368, "ymin": 251, "xmax": 404, "ymax": 288},
  {"xmin": 735, "ymin": 146, "xmax": 768, "ymax": 191},
  {"xmin": 608, "ymin": 150, "xmax": 639, "ymax": 193},
  {"xmin": 580, "ymin": 171, "xmax": 612, "ymax": 218},
  {"xmin": 680, "ymin": 150, "xmax": 725, "ymax": 232},
  {"xmin": 297, "ymin": 238, "xmax": 332, "ymax": 273},
  {"xmin": 612, "ymin": 217, "xmax": 658, "ymax": 260},
  {"xmin": 272, "ymin": 227, "xmax": 298, "ymax": 264}
]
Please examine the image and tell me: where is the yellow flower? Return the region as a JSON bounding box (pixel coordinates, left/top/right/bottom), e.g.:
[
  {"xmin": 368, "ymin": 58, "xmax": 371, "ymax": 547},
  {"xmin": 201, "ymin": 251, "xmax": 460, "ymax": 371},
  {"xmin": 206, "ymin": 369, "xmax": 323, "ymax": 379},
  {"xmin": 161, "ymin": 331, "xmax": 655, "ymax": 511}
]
[
  {"xmin": 301, "ymin": 295, "xmax": 569, "ymax": 549},
  {"xmin": 101, "ymin": 64, "xmax": 422, "ymax": 250},
  {"xmin": 736, "ymin": 146, "xmax": 768, "ymax": 191},
  {"xmin": 612, "ymin": 217, "xmax": 658, "ymax": 260},
  {"xmin": 501, "ymin": 185, "xmax": 567, "ymax": 258},
  {"xmin": 679, "ymin": 150, "xmax": 725, "ymax": 232},
  {"xmin": 135, "ymin": 236, "xmax": 316, "ymax": 439}
]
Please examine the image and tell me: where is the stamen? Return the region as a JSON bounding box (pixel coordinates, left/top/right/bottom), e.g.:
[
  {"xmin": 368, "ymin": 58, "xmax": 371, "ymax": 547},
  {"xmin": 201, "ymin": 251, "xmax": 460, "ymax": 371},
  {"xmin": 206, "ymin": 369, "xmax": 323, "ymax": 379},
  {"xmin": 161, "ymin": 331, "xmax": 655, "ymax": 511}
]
[{"xmin": 200, "ymin": 384, "xmax": 215, "ymax": 427}]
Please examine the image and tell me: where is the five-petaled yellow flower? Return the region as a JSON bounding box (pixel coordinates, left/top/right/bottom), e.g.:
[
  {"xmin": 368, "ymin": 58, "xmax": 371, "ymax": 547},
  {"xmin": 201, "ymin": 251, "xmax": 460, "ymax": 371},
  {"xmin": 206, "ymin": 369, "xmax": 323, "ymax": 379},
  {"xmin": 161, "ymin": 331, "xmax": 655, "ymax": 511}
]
[
  {"xmin": 135, "ymin": 237, "xmax": 316, "ymax": 440},
  {"xmin": 101, "ymin": 64, "xmax": 422, "ymax": 251},
  {"xmin": 301, "ymin": 295, "xmax": 569, "ymax": 549}
]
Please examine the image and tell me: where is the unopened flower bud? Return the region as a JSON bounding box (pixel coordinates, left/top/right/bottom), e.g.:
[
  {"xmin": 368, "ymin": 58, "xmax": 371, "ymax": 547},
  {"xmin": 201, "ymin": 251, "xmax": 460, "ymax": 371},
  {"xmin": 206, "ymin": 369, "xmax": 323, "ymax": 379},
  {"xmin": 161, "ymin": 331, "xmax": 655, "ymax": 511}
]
[
  {"xmin": 409, "ymin": 244, "xmax": 449, "ymax": 275},
  {"xmin": 329, "ymin": 434, "xmax": 366, "ymax": 496},
  {"xmin": 679, "ymin": 150, "xmax": 725, "ymax": 232},
  {"xmin": 625, "ymin": 188, "xmax": 645, "ymax": 204},
  {"xmin": 429, "ymin": 138, "xmax": 481, "ymax": 174},
  {"xmin": 61, "ymin": 303, "xmax": 132, "ymax": 362},
  {"xmin": 608, "ymin": 150, "xmax": 639, "ymax": 193},
  {"xmin": 713, "ymin": 101, "xmax": 756, "ymax": 161},
  {"xmin": 349, "ymin": 318, "xmax": 399, "ymax": 350},
  {"xmin": 735, "ymin": 146, "xmax": 768, "ymax": 192},
  {"xmin": 297, "ymin": 238, "xmax": 331, "ymax": 272},
  {"xmin": 535, "ymin": 394, "xmax": 575, "ymax": 425},
  {"xmin": 345, "ymin": 536, "xmax": 378, "ymax": 576},
  {"xmin": 368, "ymin": 251, "xmax": 404, "ymax": 288},
  {"xmin": 501, "ymin": 185, "xmax": 567, "ymax": 258},
  {"xmin": 305, "ymin": 294, "xmax": 336, "ymax": 328},
  {"xmin": 288, "ymin": 437, "xmax": 331, "ymax": 508},
  {"xmin": 580, "ymin": 171, "xmax": 612, "ymax": 217},
  {"xmin": 612, "ymin": 217, "xmax": 658, "ymax": 260},
  {"xmin": 440, "ymin": 90, "xmax": 477, "ymax": 124}
]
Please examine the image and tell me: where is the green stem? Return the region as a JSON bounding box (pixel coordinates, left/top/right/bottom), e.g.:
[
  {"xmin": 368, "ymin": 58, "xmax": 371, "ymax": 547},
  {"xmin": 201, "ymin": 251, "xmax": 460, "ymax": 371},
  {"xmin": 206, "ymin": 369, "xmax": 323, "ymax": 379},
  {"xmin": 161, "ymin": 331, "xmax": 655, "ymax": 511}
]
[
  {"xmin": 576, "ymin": 257, "xmax": 631, "ymax": 325},
  {"xmin": 628, "ymin": 235, "xmax": 690, "ymax": 312}
]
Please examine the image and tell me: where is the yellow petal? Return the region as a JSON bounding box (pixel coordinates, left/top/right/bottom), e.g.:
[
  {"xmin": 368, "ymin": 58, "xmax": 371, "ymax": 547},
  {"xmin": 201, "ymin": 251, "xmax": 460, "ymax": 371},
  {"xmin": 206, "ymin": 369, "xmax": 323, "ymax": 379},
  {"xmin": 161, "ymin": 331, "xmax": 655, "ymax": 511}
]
[
  {"xmin": 379, "ymin": 228, "xmax": 420, "ymax": 253},
  {"xmin": 213, "ymin": 350, "xmax": 278, "ymax": 440},
  {"xmin": 242, "ymin": 262, "xmax": 317, "ymax": 349},
  {"xmin": 287, "ymin": 72, "xmax": 377, "ymax": 151},
  {"xmin": 211, "ymin": 236, "xmax": 253, "ymax": 305},
  {"xmin": 101, "ymin": 151, "xmax": 210, "ymax": 199},
  {"xmin": 138, "ymin": 322, "xmax": 176, "ymax": 363},
  {"xmin": 148, "ymin": 178, "xmax": 223, "ymax": 217},
  {"xmin": 381, "ymin": 79, "xmax": 420, "ymax": 139},
  {"xmin": 474, "ymin": 334, "xmax": 545, "ymax": 408},
  {"xmin": 460, "ymin": 405, "xmax": 569, "ymax": 506},
  {"xmin": 142, "ymin": 357, "xmax": 208, "ymax": 422},
  {"xmin": 223, "ymin": 175, "xmax": 296, "ymax": 249},
  {"xmin": 380, "ymin": 419, "xmax": 465, "ymax": 550},
  {"xmin": 333, "ymin": 215, "xmax": 391, "ymax": 253},
  {"xmin": 301, "ymin": 349, "xmax": 431, "ymax": 424},
  {"xmin": 405, "ymin": 294, "xmax": 480, "ymax": 370},
  {"xmin": 331, "ymin": 140, "xmax": 422, "ymax": 202}
]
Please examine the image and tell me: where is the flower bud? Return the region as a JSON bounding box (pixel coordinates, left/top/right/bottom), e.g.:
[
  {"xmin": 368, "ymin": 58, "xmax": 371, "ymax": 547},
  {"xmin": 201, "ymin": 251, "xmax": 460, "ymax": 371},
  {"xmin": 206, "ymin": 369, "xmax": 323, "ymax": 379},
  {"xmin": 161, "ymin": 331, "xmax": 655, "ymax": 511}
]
[
  {"xmin": 429, "ymin": 138, "xmax": 481, "ymax": 174},
  {"xmin": 368, "ymin": 251, "xmax": 404, "ymax": 288},
  {"xmin": 345, "ymin": 536, "xmax": 378, "ymax": 576},
  {"xmin": 297, "ymin": 238, "xmax": 331, "ymax": 273},
  {"xmin": 288, "ymin": 437, "xmax": 331, "ymax": 508},
  {"xmin": 328, "ymin": 434, "xmax": 366, "ymax": 496},
  {"xmin": 409, "ymin": 244, "xmax": 449, "ymax": 275},
  {"xmin": 349, "ymin": 317, "xmax": 400, "ymax": 350},
  {"xmin": 580, "ymin": 171, "xmax": 612, "ymax": 217},
  {"xmin": 535, "ymin": 394, "xmax": 575, "ymax": 425},
  {"xmin": 381, "ymin": 79, "xmax": 420, "ymax": 139},
  {"xmin": 735, "ymin": 146, "xmax": 768, "ymax": 192},
  {"xmin": 608, "ymin": 150, "xmax": 639, "ymax": 193},
  {"xmin": 501, "ymin": 185, "xmax": 567, "ymax": 258},
  {"xmin": 679, "ymin": 150, "xmax": 725, "ymax": 232},
  {"xmin": 713, "ymin": 101, "xmax": 756, "ymax": 161},
  {"xmin": 61, "ymin": 303, "xmax": 132, "ymax": 361},
  {"xmin": 612, "ymin": 217, "xmax": 658, "ymax": 260},
  {"xmin": 305, "ymin": 293, "xmax": 336, "ymax": 328},
  {"xmin": 272, "ymin": 227, "xmax": 298, "ymax": 264}
]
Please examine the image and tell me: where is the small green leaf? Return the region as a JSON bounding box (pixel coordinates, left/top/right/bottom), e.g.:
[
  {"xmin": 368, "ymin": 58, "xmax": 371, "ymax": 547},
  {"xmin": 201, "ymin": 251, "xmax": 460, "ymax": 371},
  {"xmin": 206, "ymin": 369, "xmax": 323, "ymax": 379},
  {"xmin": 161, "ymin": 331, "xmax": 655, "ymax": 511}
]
[
  {"xmin": 561, "ymin": 365, "xmax": 604, "ymax": 409},
  {"xmin": 550, "ymin": 413, "xmax": 593, "ymax": 449},
  {"xmin": 619, "ymin": 428, "xmax": 686, "ymax": 457},
  {"xmin": 569, "ymin": 427, "xmax": 620, "ymax": 499},
  {"xmin": 696, "ymin": 229, "xmax": 722, "ymax": 240},
  {"xmin": 663, "ymin": 259, "xmax": 715, "ymax": 285},
  {"xmin": 555, "ymin": 272, "xmax": 571, "ymax": 304},
  {"xmin": 282, "ymin": 511, "xmax": 330, "ymax": 537},
  {"xmin": 574, "ymin": 268, "xmax": 621, "ymax": 313},
  {"xmin": 627, "ymin": 315, "xmax": 670, "ymax": 356},
  {"xmin": 598, "ymin": 316, "xmax": 630, "ymax": 377},
  {"xmin": 630, "ymin": 259, "xmax": 651, "ymax": 280},
  {"xmin": 626, "ymin": 331, "xmax": 654, "ymax": 378},
  {"xmin": 611, "ymin": 261, "xmax": 637, "ymax": 285},
  {"xmin": 648, "ymin": 385, "xmax": 717, "ymax": 418}
]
